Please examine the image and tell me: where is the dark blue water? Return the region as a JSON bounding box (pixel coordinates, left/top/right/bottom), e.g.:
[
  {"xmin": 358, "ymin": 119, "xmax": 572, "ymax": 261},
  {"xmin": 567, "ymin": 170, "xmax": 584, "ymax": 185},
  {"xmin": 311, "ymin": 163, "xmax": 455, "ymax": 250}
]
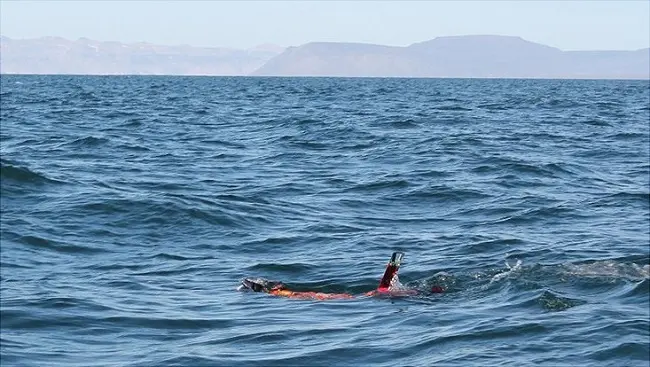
[{"xmin": 1, "ymin": 75, "xmax": 649, "ymax": 366}]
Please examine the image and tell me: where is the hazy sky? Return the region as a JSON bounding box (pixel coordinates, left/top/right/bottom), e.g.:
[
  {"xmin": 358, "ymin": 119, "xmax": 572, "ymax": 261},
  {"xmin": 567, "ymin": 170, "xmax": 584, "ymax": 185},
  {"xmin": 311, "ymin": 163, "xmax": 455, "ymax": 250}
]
[{"xmin": 1, "ymin": 1, "xmax": 648, "ymax": 50}]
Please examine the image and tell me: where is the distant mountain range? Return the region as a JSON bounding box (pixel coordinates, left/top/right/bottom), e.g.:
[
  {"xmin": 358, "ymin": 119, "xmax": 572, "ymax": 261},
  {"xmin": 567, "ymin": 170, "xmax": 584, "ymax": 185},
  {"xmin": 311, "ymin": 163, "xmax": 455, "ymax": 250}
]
[
  {"xmin": 0, "ymin": 36, "xmax": 284, "ymax": 75},
  {"xmin": 1, "ymin": 35, "xmax": 648, "ymax": 79},
  {"xmin": 254, "ymin": 35, "xmax": 649, "ymax": 79}
]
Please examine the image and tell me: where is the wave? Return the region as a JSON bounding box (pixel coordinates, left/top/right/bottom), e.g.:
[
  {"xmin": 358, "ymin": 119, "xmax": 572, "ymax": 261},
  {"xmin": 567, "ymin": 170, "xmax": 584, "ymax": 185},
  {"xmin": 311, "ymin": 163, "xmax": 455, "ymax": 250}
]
[
  {"xmin": 66, "ymin": 194, "xmax": 275, "ymax": 230},
  {"xmin": 535, "ymin": 98, "xmax": 587, "ymax": 109},
  {"xmin": 12, "ymin": 234, "xmax": 108, "ymax": 254},
  {"xmin": 148, "ymin": 252, "xmax": 213, "ymax": 261},
  {"xmin": 435, "ymin": 105, "xmax": 473, "ymax": 111},
  {"xmin": 199, "ymin": 138, "xmax": 247, "ymax": 149},
  {"xmin": 495, "ymin": 161, "xmax": 580, "ymax": 179},
  {"xmin": 394, "ymin": 184, "xmax": 492, "ymax": 202},
  {"xmin": 400, "ymin": 258, "xmax": 649, "ymax": 304},
  {"xmin": 484, "ymin": 204, "xmax": 582, "ymax": 225},
  {"xmin": 116, "ymin": 142, "xmax": 151, "ymax": 152},
  {"xmin": 587, "ymin": 342, "xmax": 650, "ymax": 363},
  {"xmin": 65, "ymin": 136, "xmax": 110, "ymax": 147},
  {"xmin": 535, "ymin": 290, "xmax": 587, "ymax": 311},
  {"xmin": 345, "ymin": 179, "xmax": 410, "ymax": 193},
  {"xmin": 246, "ymin": 262, "xmax": 316, "ymax": 273},
  {"xmin": 388, "ymin": 118, "xmax": 421, "ymax": 129},
  {"xmin": 0, "ymin": 158, "xmax": 64, "ymax": 186},
  {"xmin": 592, "ymin": 192, "xmax": 650, "ymax": 208},
  {"xmin": 2, "ymin": 307, "xmax": 232, "ymax": 331},
  {"xmin": 560, "ymin": 260, "xmax": 650, "ymax": 280}
]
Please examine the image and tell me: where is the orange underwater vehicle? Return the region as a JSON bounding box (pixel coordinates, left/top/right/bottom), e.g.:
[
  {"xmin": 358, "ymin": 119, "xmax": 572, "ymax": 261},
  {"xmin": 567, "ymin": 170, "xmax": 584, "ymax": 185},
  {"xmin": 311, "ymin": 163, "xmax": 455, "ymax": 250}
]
[{"xmin": 238, "ymin": 252, "xmax": 444, "ymax": 300}]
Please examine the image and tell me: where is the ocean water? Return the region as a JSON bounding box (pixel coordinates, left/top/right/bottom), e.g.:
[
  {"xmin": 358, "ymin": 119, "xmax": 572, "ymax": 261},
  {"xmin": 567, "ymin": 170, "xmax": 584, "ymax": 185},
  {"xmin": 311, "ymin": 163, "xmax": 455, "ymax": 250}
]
[{"xmin": 1, "ymin": 75, "xmax": 649, "ymax": 366}]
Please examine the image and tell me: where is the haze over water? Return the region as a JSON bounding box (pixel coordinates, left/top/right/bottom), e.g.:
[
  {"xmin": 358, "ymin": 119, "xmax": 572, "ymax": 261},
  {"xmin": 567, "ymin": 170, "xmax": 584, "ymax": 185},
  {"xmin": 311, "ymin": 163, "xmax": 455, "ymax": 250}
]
[{"xmin": 1, "ymin": 75, "xmax": 649, "ymax": 366}]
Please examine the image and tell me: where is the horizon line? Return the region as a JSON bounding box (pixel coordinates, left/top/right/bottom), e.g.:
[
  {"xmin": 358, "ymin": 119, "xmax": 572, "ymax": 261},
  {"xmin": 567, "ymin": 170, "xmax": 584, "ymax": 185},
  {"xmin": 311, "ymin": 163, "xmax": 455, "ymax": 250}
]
[
  {"xmin": 1, "ymin": 73, "xmax": 648, "ymax": 81},
  {"xmin": 2, "ymin": 34, "xmax": 649, "ymax": 52}
]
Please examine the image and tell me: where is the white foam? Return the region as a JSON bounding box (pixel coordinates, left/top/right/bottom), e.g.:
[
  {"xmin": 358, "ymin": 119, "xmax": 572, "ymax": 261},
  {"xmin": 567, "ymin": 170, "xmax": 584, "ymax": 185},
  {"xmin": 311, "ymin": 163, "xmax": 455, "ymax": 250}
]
[
  {"xmin": 562, "ymin": 261, "xmax": 649, "ymax": 280},
  {"xmin": 490, "ymin": 259, "xmax": 523, "ymax": 283}
]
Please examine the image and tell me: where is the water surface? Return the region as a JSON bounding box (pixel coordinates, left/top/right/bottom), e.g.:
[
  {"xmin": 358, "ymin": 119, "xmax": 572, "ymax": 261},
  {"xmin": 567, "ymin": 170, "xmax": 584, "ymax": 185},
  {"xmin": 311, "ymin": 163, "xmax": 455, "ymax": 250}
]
[{"xmin": 1, "ymin": 75, "xmax": 649, "ymax": 366}]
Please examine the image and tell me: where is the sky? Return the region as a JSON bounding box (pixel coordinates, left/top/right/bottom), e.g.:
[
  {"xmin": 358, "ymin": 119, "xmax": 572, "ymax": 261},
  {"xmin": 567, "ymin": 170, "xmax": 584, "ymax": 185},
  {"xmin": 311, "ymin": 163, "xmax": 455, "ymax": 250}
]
[{"xmin": 1, "ymin": 0, "xmax": 649, "ymax": 51}]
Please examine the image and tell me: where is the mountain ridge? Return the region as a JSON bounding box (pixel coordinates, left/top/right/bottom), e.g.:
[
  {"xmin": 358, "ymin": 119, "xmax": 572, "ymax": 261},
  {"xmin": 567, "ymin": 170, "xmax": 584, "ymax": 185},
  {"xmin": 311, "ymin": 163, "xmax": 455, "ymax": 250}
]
[
  {"xmin": 253, "ymin": 35, "xmax": 649, "ymax": 79},
  {"xmin": 0, "ymin": 36, "xmax": 285, "ymax": 75},
  {"xmin": 1, "ymin": 35, "xmax": 648, "ymax": 79}
]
